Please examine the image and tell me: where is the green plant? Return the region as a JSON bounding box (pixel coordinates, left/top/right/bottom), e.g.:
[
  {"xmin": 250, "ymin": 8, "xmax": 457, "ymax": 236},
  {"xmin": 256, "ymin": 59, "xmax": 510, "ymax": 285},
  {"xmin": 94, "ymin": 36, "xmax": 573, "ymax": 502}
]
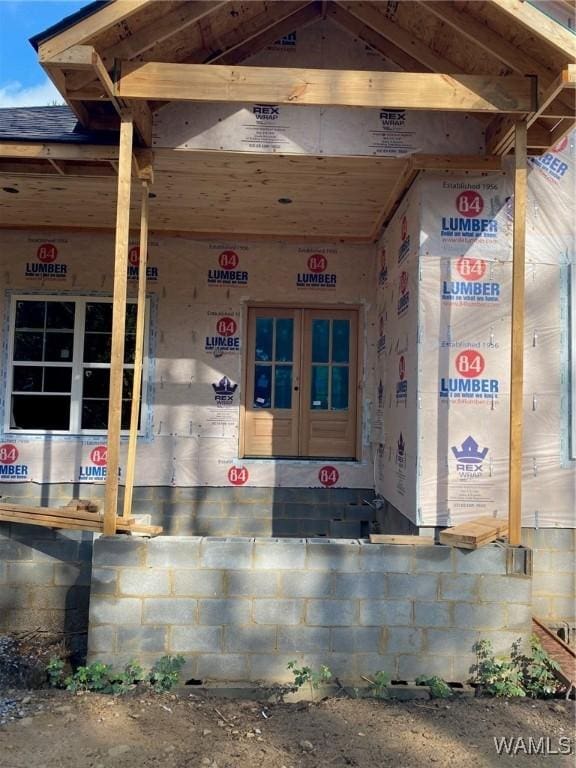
[
  {"xmin": 149, "ymin": 655, "xmax": 185, "ymax": 693},
  {"xmin": 415, "ymin": 675, "xmax": 453, "ymax": 699},
  {"xmin": 511, "ymin": 637, "xmax": 562, "ymax": 699},
  {"xmin": 46, "ymin": 658, "xmax": 65, "ymax": 688},
  {"xmin": 368, "ymin": 670, "xmax": 390, "ymax": 699},
  {"xmin": 287, "ymin": 661, "xmax": 332, "ymax": 699},
  {"xmin": 472, "ymin": 637, "xmax": 563, "ymax": 699},
  {"xmin": 64, "ymin": 661, "xmax": 115, "ymax": 693}
]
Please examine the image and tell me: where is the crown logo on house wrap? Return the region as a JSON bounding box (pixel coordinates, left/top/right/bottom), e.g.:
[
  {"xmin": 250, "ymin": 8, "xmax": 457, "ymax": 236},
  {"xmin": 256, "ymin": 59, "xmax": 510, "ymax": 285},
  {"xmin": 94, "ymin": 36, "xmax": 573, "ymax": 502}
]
[
  {"xmin": 212, "ymin": 376, "xmax": 238, "ymax": 396},
  {"xmin": 451, "ymin": 436, "xmax": 488, "ymax": 464}
]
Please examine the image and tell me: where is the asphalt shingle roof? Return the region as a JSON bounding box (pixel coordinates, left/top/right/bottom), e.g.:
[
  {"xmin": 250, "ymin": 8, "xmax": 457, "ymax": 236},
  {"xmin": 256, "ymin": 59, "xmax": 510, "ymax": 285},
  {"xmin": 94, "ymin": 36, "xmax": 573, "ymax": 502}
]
[{"xmin": 0, "ymin": 106, "xmax": 117, "ymax": 144}]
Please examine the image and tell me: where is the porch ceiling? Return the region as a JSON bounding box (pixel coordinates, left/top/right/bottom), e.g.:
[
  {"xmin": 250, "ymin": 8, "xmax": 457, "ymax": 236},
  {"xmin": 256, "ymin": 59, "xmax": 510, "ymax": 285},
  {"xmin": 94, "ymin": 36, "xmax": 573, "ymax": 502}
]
[{"xmin": 1, "ymin": 149, "xmax": 500, "ymax": 242}]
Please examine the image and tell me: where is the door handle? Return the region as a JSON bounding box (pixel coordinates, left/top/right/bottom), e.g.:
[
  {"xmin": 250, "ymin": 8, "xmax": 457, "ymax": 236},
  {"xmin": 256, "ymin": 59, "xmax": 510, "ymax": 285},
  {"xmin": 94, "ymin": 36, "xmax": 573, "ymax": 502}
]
[{"xmin": 294, "ymin": 386, "xmax": 299, "ymax": 391}]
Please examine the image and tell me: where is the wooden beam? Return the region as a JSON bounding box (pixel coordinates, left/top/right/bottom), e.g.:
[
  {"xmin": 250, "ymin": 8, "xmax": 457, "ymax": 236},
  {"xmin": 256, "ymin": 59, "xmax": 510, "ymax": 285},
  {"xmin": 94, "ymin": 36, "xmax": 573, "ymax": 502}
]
[
  {"xmin": 214, "ymin": 2, "xmax": 319, "ymax": 66},
  {"xmin": 411, "ymin": 154, "xmax": 502, "ymax": 171},
  {"xmin": 370, "ymin": 158, "xmax": 419, "ymax": 240},
  {"xmin": 65, "ymin": 1, "xmax": 228, "ymax": 93},
  {"xmin": 486, "ymin": 0, "xmax": 576, "ymax": 62},
  {"xmin": 508, "ymin": 120, "xmax": 527, "ymax": 548},
  {"xmin": 0, "ymin": 141, "xmax": 119, "ymax": 162},
  {"xmin": 328, "ymin": 3, "xmax": 428, "ymax": 72},
  {"xmin": 123, "ymin": 180, "xmax": 150, "ymax": 521},
  {"xmin": 36, "ymin": 0, "xmax": 155, "ymax": 61},
  {"xmin": 336, "ymin": 1, "xmax": 461, "ymax": 73},
  {"xmin": 46, "ymin": 45, "xmax": 153, "ymax": 146},
  {"xmin": 117, "ymin": 62, "xmax": 536, "ymax": 112},
  {"xmin": 104, "ymin": 115, "xmax": 134, "ymax": 537}
]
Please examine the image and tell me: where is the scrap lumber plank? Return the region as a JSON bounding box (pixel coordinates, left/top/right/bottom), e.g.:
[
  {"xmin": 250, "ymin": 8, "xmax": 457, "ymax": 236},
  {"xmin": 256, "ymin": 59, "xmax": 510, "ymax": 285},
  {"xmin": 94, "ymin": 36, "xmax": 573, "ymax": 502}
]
[
  {"xmin": 0, "ymin": 502, "xmax": 101, "ymax": 523},
  {"xmin": 369, "ymin": 534, "xmax": 434, "ymax": 546},
  {"xmin": 0, "ymin": 510, "xmax": 158, "ymax": 535},
  {"xmin": 439, "ymin": 516, "xmax": 508, "ymax": 549},
  {"xmin": 532, "ymin": 617, "xmax": 575, "ymax": 693}
]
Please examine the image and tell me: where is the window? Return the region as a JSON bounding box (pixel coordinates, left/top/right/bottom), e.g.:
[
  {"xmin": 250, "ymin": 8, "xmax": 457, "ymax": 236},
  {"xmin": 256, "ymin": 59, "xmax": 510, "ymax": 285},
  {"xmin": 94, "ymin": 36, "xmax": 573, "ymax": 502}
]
[
  {"xmin": 5, "ymin": 295, "xmax": 148, "ymax": 435},
  {"xmin": 242, "ymin": 306, "xmax": 359, "ymax": 459}
]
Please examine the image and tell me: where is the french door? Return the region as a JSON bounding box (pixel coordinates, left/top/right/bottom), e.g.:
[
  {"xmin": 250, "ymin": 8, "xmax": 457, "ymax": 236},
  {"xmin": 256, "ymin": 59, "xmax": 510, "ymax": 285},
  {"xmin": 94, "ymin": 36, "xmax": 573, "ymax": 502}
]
[{"xmin": 243, "ymin": 307, "xmax": 358, "ymax": 458}]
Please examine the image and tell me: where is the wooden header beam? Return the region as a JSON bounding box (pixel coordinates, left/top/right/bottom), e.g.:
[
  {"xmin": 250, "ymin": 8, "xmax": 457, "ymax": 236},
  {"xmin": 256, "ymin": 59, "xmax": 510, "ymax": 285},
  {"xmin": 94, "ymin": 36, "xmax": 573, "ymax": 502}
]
[{"xmin": 116, "ymin": 62, "xmax": 536, "ymax": 113}]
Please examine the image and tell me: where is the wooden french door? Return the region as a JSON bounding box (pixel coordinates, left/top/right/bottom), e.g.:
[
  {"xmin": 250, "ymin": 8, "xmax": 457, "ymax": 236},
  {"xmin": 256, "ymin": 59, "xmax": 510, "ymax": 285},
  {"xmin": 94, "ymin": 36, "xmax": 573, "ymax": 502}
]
[{"xmin": 243, "ymin": 307, "xmax": 358, "ymax": 458}]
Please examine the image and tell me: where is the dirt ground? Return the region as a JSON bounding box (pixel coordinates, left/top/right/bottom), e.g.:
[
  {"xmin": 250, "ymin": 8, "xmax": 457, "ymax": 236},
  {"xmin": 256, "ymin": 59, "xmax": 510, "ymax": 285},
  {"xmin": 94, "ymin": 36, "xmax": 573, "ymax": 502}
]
[{"xmin": 0, "ymin": 688, "xmax": 573, "ymax": 768}]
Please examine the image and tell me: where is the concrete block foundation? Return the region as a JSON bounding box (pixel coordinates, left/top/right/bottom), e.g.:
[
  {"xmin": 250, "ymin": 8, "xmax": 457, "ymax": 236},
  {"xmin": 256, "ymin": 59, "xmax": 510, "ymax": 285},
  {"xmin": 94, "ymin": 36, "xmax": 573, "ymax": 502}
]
[{"xmin": 88, "ymin": 536, "xmax": 533, "ymax": 684}]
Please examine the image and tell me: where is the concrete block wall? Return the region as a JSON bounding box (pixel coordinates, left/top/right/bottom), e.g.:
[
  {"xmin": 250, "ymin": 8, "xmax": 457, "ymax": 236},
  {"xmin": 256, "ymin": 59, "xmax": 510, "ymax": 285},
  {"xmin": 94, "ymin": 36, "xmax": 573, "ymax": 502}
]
[
  {"xmin": 0, "ymin": 483, "xmax": 375, "ymax": 539},
  {"xmin": 522, "ymin": 527, "xmax": 575, "ymax": 629},
  {"xmin": 88, "ymin": 537, "xmax": 532, "ymax": 683},
  {"xmin": 0, "ymin": 521, "xmax": 93, "ymax": 660}
]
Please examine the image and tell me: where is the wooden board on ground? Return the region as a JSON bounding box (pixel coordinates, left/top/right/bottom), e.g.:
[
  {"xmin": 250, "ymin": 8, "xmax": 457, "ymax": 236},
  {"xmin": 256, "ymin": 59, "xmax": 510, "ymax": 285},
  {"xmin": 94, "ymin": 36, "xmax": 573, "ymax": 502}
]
[
  {"xmin": 369, "ymin": 534, "xmax": 434, "ymax": 546},
  {"xmin": 439, "ymin": 516, "xmax": 508, "ymax": 549},
  {"xmin": 532, "ymin": 617, "xmax": 575, "ymax": 693}
]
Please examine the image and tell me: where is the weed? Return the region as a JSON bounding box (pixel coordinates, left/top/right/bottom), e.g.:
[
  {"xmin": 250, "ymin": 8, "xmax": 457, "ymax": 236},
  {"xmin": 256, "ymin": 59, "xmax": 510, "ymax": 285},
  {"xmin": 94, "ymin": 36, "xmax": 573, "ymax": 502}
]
[
  {"xmin": 415, "ymin": 675, "xmax": 453, "ymax": 699},
  {"xmin": 471, "ymin": 637, "xmax": 563, "ymax": 698},
  {"xmin": 47, "ymin": 655, "xmax": 184, "ymax": 695},
  {"xmin": 368, "ymin": 670, "xmax": 390, "ymax": 699},
  {"xmin": 287, "ymin": 661, "xmax": 332, "ymax": 699}
]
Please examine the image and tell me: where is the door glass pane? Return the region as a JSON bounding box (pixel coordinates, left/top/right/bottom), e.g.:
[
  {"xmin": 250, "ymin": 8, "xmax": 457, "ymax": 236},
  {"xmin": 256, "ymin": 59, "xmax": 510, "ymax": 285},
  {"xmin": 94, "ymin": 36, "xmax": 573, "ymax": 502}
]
[
  {"xmin": 11, "ymin": 395, "xmax": 70, "ymax": 430},
  {"xmin": 46, "ymin": 302, "xmax": 75, "ymax": 329},
  {"xmin": 312, "ymin": 319, "xmax": 330, "ymax": 363},
  {"xmin": 12, "ymin": 366, "xmax": 42, "ymax": 392},
  {"xmin": 125, "ymin": 304, "xmax": 138, "ymax": 334},
  {"xmin": 45, "ymin": 332, "xmax": 74, "ymax": 362},
  {"xmin": 124, "ymin": 334, "xmax": 136, "ymax": 364},
  {"xmin": 275, "ymin": 318, "xmax": 293, "ymax": 362},
  {"xmin": 274, "ymin": 365, "xmax": 292, "ymax": 409},
  {"xmin": 311, "ymin": 365, "xmax": 328, "ymax": 409},
  {"xmin": 332, "ymin": 319, "xmax": 350, "ymax": 363},
  {"xmin": 15, "ymin": 301, "xmax": 45, "ymax": 329},
  {"xmin": 81, "ymin": 399, "xmax": 108, "ymax": 430},
  {"xmin": 14, "ymin": 332, "xmax": 43, "ymax": 361},
  {"xmin": 331, "ymin": 366, "xmax": 349, "ymax": 410},
  {"xmin": 255, "ymin": 317, "xmax": 273, "ymax": 361},
  {"xmin": 44, "ymin": 367, "xmax": 72, "ymax": 393},
  {"xmin": 254, "ymin": 364, "xmax": 272, "ymax": 407}
]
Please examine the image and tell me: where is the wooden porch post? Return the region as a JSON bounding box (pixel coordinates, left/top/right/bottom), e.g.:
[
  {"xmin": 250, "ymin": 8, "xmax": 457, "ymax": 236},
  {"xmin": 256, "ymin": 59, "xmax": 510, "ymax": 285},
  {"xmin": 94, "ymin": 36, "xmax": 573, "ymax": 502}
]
[
  {"xmin": 508, "ymin": 120, "xmax": 527, "ymax": 547},
  {"xmin": 103, "ymin": 115, "xmax": 134, "ymax": 536},
  {"xmin": 123, "ymin": 180, "xmax": 150, "ymax": 520}
]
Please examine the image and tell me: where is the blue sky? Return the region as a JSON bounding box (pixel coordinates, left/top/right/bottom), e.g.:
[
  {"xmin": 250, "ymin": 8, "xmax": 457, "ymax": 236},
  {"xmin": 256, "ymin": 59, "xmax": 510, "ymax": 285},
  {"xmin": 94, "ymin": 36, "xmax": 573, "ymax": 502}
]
[{"xmin": 0, "ymin": 1, "xmax": 87, "ymax": 106}]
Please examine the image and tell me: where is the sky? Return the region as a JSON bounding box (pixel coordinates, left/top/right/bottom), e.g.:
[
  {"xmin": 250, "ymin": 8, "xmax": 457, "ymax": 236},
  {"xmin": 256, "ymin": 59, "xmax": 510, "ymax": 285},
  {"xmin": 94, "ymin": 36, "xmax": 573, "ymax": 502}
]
[{"xmin": 0, "ymin": 0, "xmax": 87, "ymax": 107}]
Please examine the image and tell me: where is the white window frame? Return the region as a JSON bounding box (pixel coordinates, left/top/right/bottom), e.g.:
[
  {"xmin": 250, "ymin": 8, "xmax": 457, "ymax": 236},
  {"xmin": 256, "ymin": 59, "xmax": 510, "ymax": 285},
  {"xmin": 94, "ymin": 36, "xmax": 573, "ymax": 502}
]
[{"xmin": 4, "ymin": 294, "xmax": 150, "ymax": 437}]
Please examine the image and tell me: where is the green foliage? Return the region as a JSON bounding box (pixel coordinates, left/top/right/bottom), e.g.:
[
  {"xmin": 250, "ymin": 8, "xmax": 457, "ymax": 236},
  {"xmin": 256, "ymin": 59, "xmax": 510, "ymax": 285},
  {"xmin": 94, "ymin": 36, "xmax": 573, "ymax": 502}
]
[
  {"xmin": 415, "ymin": 675, "xmax": 453, "ymax": 699},
  {"xmin": 472, "ymin": 637, "xmax": 563, "ymax": 698},
  {"xmin": 46, "ymin": 658, "xmax": 65, "ymax": 688},
  {"xmin": 368, "ymin": 670, "xmax": 390, "ymax": 699},
  {"xmin": 149, "ymin": 655, "xmax": 185, "ymax": 693},
  {"xmin": 511, "ymin": 636, "xmax": 562, "ymax": 699},
  {"xmin": 287, "ymin": 661, "xmax": 332, "ymax": 699},
  {"xmin": 47, "ymin": 656, "xmax": 182, "ymax": 695}
]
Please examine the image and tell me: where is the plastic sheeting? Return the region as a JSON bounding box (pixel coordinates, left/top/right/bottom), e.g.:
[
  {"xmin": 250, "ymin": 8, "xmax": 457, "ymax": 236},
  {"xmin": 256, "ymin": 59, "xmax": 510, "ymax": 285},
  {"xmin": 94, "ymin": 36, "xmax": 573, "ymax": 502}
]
[
  {"xmin": 373, "ymin": 132, "xmax": 576, "ymax": 528},
  {"xmin": 0, "ymin": 232, "xmax": 375, "ymax": 490}
]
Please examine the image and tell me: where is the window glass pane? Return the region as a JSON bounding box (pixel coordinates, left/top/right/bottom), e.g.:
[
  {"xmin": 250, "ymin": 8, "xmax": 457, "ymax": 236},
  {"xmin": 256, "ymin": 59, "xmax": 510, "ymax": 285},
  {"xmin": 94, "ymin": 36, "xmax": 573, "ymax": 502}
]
[
  {"xmin": 254, "ymin": 364, "xmax": 271, "ymax": 407},
  {"xmin": 85, "ymin": 302, "xmax": 112, "ymax": 332},
  {"xmin": 46, "ymin": 301, "xmax": 75, "ymax": 330},
  {"xmin": 331, "ymin": 366, "xmax": 349, "ymax": 410},
  {"xmin": 44, "ymin": 367, "xmax": 72, "ymax": 393},
  {"xmin": 275, "ymin": 319, "xmax": 293, "ymax": 362},
  {"xmin": 312, "ymin": 319, "xmax": 330, "ymax": 363},
  {"xmin": 84, "ymin": 332, "xmax": 111, "ymax": 363},
  {"xmin": 14, "ymin": 331, "xmax": 43, "ymax": 361},
  {"xmin": 81, "ymin": 399, "xmax": 108, "ymax": 430},
  {"xmin": 15, "ymin": 301, "xmax": 45, "ymax": 329},
  {"xmin": 311, "ymin": 365, "xmax": 328, "ymax": 409},
  {"xmin": 45, "ymin": 332, "xmax": 74, "ymax": 362},
  {"xmin": 332, "ymin": 319, "xmax": 350, "ymax": 363},
  {"xmin": 121, "ymin": 400, "xmax": 133, "ymax": 430},
  {"xmin": 12, "ymin": 366, "xmax": 42, "ymax": 392},
  {"xmin": 125, "ymin": 304, "xmax": 138, "ymax": 334},
  {"xmin": 274, "ymin": 365, "xmax": 292, "ymax": 409},
  {"xmin": 11, "ymin": 395, "xmax": 70, "ymax": 430},
  {"xmin": 122, "ymin": 369, "xmax": 134, "ymax": 399},
  {"xmin": 255, "ymin": 317, "xmax": 273, "ymax": 361},
  {"xmin": 124, "ymin": 334, "xmax": 136, "ymax": 364},
  {"xmin": 83, "ymin": 368, "xmax": 109, "ymax": 398}
]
